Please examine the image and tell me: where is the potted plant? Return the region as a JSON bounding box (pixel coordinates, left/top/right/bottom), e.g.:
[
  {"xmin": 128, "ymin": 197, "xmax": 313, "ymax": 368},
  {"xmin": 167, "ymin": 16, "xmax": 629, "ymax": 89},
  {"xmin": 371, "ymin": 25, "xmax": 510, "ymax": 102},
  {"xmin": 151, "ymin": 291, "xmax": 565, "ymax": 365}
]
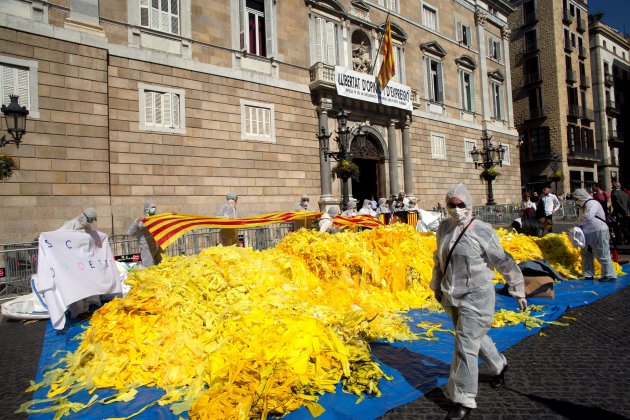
[
  {"xmin": 0, "ymin": 151, "xmax": 17, "ymax": 181},
  {"xmin": 479, "ymin": 167, "xmax": 500, "ymax": 181},
  {"xmin": 331, "ymin": 159, "xmax": 360, "ymax": 181}
]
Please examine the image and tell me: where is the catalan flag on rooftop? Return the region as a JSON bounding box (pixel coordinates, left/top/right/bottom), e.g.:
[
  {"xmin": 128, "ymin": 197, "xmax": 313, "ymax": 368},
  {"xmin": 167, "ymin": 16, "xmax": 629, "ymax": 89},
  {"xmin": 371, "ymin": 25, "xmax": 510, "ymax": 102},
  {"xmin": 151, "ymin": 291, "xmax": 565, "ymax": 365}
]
[{"xmin": 377, "ymin": 17, "xmax": 395, "ymax": 89}]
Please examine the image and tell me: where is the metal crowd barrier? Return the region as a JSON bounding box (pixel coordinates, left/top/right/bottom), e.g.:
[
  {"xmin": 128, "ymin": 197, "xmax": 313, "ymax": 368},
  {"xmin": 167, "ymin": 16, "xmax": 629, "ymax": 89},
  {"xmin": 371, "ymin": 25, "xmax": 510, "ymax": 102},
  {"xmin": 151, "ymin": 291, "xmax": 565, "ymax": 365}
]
[
  {"xmin": 472, "ymin": 201, "xmax": 579, "ymax": 226},
  {"xmin": 0, "ymin": 242, "xmax": 39, "ymax": 298}
]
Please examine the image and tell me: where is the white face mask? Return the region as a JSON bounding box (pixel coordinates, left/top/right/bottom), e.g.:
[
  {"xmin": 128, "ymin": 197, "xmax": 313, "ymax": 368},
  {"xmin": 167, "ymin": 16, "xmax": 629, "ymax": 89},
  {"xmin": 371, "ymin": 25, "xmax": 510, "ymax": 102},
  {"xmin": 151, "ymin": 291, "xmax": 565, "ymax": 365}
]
[{"xmin": 448, "ymin": 207, "xmax": 468, "ymax": 222}]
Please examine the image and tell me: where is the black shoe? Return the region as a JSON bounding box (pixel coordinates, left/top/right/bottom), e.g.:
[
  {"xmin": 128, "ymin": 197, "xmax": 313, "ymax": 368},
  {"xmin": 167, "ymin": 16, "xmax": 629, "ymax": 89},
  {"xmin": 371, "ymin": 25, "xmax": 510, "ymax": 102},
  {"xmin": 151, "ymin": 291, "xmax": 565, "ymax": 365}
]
[
  {"xmin": 490, "ymin": 365, "xmax": 508, "ymax": 388},
  {"xmin": 445, "ymin": 403, "xmax": 473, "ymax": 420},
  {"xmin": 599, "ymin": 276, "xmax": 616, "ymax": 282},
  {"xmin": 584, "ymin": 276, "xmax": 595, "ymax": 280}
]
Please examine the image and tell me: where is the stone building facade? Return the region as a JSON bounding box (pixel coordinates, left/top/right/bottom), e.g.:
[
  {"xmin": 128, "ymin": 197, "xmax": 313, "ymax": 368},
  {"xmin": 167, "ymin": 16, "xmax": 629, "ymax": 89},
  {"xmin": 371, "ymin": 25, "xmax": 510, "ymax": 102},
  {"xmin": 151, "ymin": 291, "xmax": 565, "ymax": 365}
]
[
  {"xmin": 589, "ymin": 18, "xmax": 630, "ymax": 190},
  {"xmin": 0, "ymin": 0, "xmax": 519, "ymax": 243},
  {"xmin": 509, "ymin": 0, "xmax": 596, "ymax": 194}
]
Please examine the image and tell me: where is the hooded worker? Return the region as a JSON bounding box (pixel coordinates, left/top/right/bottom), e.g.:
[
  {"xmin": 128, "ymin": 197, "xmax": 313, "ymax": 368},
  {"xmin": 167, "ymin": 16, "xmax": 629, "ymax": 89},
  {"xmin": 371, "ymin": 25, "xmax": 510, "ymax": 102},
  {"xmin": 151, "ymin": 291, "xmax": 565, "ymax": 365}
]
[
  {"xmin": 218, "ymin": 192, "xmax": 238, "ymax": 219},
  {"xmin": 341, "ymin": 200, "xmax": 358, "ymax": 217},
  {"xmin": 59, "ymin": 207, "xmax": 98, "ymax": 231},
  {"xmin": 572, "ymin": 188, "xmax": 616, "ymax": 282},
  {"xmin": 292, "ymin": 194, "xmax": 313, "ymax": 211},
  {"xmin": 127, "ymin": 200, "xmax": 163, "ymax": 268},
  {"xmin": 357, "ymin": 199, "xmax": 376, "ymax": 217},
  {"xmin": 430, "ymin": 183, "xmax": 526, "ymax": 419},
  {"xmin": 376, "ymin": 198, "xmax": 389, "ymax": 214},
  {"xmin": 319, "ymin": 206, "xmax": 340, "ymax": 233}
]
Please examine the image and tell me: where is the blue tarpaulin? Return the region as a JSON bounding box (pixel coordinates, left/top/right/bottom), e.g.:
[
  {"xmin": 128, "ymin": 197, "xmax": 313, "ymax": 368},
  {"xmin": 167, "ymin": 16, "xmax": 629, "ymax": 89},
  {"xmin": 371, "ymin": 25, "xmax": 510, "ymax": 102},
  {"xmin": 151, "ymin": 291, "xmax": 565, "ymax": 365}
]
[{"xmin": 31, "ymin": 265, "xmax": 629, "ymax": 419}]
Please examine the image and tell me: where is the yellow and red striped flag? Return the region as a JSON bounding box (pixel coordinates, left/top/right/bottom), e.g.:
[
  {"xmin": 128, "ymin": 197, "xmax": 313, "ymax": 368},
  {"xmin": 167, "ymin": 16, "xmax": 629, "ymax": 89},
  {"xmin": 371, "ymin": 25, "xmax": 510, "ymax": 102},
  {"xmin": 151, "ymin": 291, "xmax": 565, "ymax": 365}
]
[
  {"xmin": 144, "ymin": 211, "xmax": 384, "ymax": 249},
  {"xmin": 377, "ymin": 17, "xmax": 395, "ymax": 89}
]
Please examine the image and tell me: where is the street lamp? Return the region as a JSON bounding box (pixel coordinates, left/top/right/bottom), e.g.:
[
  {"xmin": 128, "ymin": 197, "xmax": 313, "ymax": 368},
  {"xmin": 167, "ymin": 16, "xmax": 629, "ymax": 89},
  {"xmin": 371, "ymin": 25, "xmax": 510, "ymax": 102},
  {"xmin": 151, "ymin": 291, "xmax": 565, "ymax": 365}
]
[
  {"xmin": 0, "ymin": 95, "xmax": 29, "ymax": 148},
  {"xmin": 470, "ymin": 129, "xmax": 507, "ymax": 206},
  {"xmin": 317, "ymin": 110, "xmax": 355, "ymax": 207}
]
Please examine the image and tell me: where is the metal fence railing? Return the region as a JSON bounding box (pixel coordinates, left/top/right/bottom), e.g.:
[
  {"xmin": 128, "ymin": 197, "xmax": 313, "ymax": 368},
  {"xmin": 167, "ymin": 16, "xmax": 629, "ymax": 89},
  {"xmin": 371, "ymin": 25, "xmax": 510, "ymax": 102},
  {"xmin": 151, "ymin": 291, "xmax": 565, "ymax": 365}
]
[
  {"xmin": 0, "ymin": 242, "xmax": 39, "ymax": 298},
  {"xmin": 472, "ymin": 200, "xmax": 579, "ymax": 226}
]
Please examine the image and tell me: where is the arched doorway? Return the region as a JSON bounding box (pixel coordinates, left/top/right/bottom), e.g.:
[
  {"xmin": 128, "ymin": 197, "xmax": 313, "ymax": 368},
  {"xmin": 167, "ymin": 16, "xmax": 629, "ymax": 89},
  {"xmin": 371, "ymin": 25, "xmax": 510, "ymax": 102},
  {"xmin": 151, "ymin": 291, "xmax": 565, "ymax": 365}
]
[{"xmin": 350, "ymin": 132, "xmax": 383, "ymax": 205}]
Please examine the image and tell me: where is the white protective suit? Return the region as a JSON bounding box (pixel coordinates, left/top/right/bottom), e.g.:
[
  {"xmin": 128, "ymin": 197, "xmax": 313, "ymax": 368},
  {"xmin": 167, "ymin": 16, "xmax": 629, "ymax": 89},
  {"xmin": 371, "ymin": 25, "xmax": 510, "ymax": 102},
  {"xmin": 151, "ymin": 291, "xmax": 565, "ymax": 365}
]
[
  {"xmin": 127, "ymin": 200, "xmax": 162, "ymax": 268},
  {"xmin": 430, "ymin": 184, "xmax": 526, "ymax": 409},
  {"xmin": 319, "ymin": 206, "xmax": 340, "ymax": 233},
  {"xmin": 292, "ymin": 194, "xmax": 314, "ymax": 211},
  {"xmin": 572, "ymin": 189, "xmax": 616, "ymax": 280},
  {"xmin": 341, "ymin": 200, "xmax": 358, "ymax": 217},
  {"xmin": 59, "ymin": 207, "xmax": 98, "ymax": 231},
  {"xmin": 358, "ymin": 199, "xmax": 376, "ymax": 217}
]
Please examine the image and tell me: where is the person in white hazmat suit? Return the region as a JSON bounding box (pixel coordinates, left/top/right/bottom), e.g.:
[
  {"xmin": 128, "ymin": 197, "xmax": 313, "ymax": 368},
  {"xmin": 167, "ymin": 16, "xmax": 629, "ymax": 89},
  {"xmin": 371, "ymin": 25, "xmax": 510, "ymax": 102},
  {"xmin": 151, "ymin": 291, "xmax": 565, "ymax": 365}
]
[
  {"xmin": 430, "ymin": 184, "xmax": 527, "ymax": 420},
  {"xmin": 127, "ymin": 200, "xmax": 163, "ymax": 268},
  {"xmin": 572, "ymin": 188, "xmax": 616, "ymax": 281},
  {"xmin": 59, "ymin": 207, "xmax": 98, "ymax": 231}
]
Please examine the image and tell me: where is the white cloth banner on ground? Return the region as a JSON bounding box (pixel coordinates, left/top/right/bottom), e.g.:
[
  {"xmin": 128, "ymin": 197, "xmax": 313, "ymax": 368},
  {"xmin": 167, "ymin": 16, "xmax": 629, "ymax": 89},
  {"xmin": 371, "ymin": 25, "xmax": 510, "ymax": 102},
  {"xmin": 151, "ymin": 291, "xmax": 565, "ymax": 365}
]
[
  {"xmin": 335, "ymin": 66, "xmax": 413, "ymax": 111},
  {"xmin": 36, "ymin": 230, "xmax": 121, "ymax": 330}
]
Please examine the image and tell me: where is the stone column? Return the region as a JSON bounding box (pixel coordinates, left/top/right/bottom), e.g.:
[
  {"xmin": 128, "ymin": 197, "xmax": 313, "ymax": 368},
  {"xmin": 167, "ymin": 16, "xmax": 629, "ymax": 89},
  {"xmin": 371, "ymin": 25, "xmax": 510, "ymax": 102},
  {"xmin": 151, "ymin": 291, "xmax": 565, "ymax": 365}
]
[
  {"xmin": 475, "ymin": 8, "xmax": 490, "ymax": 121},
  {"xmin": 501, "ymin": 27, "xmax": 514, "ymax": 128},
  {"xmin": 388, "ymin": 119, "xmax": 399, "ymax": 198},
  {"xmin": 401, "ymin": 114, "xmax": 413, "ymax": 196},
  {"xmin": 317, "ymin": 98, "xmax": 337, "ymax": 210}
]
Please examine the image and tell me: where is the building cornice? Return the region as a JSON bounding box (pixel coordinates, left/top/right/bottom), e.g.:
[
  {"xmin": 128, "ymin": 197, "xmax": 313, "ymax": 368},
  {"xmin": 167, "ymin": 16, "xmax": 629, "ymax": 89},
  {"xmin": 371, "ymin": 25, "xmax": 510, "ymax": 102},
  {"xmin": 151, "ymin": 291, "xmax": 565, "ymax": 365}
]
[{"xmin": 589, "ymin": 21, "xmax": 630, "ymax": 50}]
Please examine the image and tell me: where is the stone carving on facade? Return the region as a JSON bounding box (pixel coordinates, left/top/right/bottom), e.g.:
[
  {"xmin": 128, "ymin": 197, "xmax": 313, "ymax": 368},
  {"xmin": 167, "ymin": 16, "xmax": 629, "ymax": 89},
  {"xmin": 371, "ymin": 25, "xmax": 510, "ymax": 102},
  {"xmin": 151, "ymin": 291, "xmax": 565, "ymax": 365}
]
[
  {"xmin": 351, "ymin": 134, "xmax": 380, "ymax": 159},
  {"xmin": 352, "ymin": 41, "xmax": 372, "ymax": 73},
  {"xmin": 501, "ymin": 26, "xmax": 512, "ymax": 40},
  {"xmin": 474, "ymin": 8, "xmax": 488, "ymax": 27},
  {"xmin": 350, "ymin": 1, "xmax": 370, "ymax": 21}
]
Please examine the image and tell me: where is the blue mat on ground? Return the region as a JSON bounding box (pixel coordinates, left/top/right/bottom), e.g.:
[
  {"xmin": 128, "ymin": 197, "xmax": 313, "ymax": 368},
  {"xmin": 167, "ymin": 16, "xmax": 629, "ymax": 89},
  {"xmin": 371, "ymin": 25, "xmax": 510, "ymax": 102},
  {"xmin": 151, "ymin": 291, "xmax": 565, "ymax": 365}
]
[{"xmin": 30, "ymin": 265, "xmax": 630, "ymax": 420}]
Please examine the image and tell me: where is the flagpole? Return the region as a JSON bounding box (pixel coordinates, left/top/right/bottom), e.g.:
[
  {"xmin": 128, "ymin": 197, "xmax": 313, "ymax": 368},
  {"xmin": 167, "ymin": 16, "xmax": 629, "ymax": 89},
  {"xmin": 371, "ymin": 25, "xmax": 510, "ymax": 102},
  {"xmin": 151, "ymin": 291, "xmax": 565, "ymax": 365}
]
[{"xmin": 370, "ymin": 12, "xmax": 391, "ymax": 76}]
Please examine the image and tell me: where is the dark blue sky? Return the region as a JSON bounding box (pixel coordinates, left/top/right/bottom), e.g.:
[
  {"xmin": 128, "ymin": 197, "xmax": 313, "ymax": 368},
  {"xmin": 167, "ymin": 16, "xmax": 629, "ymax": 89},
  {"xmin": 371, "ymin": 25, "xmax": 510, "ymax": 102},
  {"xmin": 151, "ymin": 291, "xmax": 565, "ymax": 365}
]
[{"xmin": 589, "ymin": 0, "xmax": 630, "ymax": 35}]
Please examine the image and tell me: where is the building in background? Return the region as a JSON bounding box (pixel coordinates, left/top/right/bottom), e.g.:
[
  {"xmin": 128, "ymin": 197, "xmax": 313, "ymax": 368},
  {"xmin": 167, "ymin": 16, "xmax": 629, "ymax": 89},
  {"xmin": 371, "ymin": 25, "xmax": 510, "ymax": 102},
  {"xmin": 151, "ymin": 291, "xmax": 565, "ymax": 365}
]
[
  {"xmin": 510, "ymin": 0, "xmax": 597, "ymax": 194},
  {"xmin": 589, "ymin": 17, "xmax": 630, "ymax": 190},
  {"xmin": 0, "ymin": 0, "xmax": 519, "ymax": 242}
]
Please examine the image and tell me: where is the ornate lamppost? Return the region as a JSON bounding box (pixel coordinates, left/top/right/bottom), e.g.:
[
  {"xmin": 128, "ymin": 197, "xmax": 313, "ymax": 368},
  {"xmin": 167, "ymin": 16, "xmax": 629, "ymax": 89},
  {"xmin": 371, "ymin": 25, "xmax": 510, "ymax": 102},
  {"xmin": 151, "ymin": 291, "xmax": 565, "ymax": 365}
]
[
  {"xmin": 317, "ymin": 110, "xmax": 356, "ymax": 207},
  {"xmin": 470, "ymin": 130, "xmax": 507, "ymax": 206},
  {"xmin": 1, "ymin": 95, "xmax": 29, "ymax": 148}
]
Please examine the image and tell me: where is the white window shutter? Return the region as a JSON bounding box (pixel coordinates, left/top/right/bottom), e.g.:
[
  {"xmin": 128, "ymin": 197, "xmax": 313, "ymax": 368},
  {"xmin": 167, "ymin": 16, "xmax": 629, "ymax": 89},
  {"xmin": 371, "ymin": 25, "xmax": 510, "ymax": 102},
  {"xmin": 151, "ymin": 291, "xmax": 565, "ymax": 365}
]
[
  {"xmin": 264, "ymin": 0, "xmax": 275, "ymax": 58},
  {"xmin": 151, "ymin": 0, "xmax": 160, "ymax": 30},
  {"xmin": 17, "ymin": 67, "xmax": 29, "ymax": 109},
  {"xmin": 140, "ymin": 0, "xmax": 149, "ymax": 26},
  {"xmin": 144, "ymin": 91, "xmax": 153, "ymax": 125},
  {"xmin": 425, "ymin": 57, "xmax": 431, "ymax": 100},
  {"xmin": 436, "ymin": 62, "xmax": 444, "ymax": 102},
  {"xmin": 457, "ymin": 21, "xmax": 462, "ymax": 42},
  {"xmin": 314, "ymin": 17, "xmax": 323, "ymax": 63},
  {"xmin": 238, "ymin": 0, "xmax": 247, "ymax": 52},
  {"xmin": 466, "ymin": 25, "xmax": 472, "ymax": 46},
  {"xmin": 457, "ymin": 69, "xmax": 463, "ymax": 106},
  {"xmin": 470, "ymin": 74, "xmax": 476, "ymax": 112},
  {"xmin": 163, "ymin": 92, "xmax": 172, "ymax": 127},
  {"xmin": 488, "ymin": 37, "xmax": 493, "ymax": 57},
  {"xmin": 154, "ymin": 92, "xmax": 162, "ymax": 125},
  {"xmin": 170, "ymin": 0, "xmax": 179, "ymax": 34},
  {"xmin": 2, "ymin": 67, "xmax": 14, "ymax": 106},
  {"xmin": 496, "ymin": 42, "xmax": 502, "ymax": 61},
  {"xmin": 498, "ymin": 84, "xmax": 504, "ymax": 119},
  {"xmin": 173, "ymin": 94, "xmax": 180, "ymax": 128},
  {"xmin": 325, "ymin": 20, "xmax": 336, "ymax": 65}
]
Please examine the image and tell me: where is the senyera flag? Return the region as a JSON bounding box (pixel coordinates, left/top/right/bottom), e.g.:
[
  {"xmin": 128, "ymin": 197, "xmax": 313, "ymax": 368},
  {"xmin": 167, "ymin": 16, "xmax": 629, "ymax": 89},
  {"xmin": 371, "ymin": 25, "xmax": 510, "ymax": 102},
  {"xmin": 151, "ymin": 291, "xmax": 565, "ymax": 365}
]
[
  {"xmin": 377, "ymin": 17, "xmax": 395, "ymax": 89},
  {"xmin": 144, "ymin": 212, "xmax": 384, "ymax": 249}
]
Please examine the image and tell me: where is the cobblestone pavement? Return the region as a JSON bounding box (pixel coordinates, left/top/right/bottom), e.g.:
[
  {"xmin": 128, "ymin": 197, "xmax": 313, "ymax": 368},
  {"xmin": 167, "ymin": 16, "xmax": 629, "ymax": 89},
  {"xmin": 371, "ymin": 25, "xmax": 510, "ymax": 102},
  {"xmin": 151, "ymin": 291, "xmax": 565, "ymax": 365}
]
[
  {"xmin": 380, "ymin": 281, "xmax": 630, "ymax": 420},
  {"xmin": 1, "ymin": 277, "xmax": 629, "ymax": 420}
]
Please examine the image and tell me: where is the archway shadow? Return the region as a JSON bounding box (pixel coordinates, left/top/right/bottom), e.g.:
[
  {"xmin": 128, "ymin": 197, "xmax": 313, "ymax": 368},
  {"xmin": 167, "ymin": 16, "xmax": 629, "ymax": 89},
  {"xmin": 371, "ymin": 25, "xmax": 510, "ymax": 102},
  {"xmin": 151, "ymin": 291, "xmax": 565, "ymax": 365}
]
[{"xmin": 505, "ymin": 387, "xmax": 629, "ymax": 420}]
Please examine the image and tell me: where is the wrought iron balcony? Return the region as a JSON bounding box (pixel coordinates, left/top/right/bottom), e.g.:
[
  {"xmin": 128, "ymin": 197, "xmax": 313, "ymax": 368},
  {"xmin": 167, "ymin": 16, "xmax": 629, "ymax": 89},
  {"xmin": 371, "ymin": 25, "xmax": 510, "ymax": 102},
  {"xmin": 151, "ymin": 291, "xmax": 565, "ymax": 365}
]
[
  {"xmin": 564, "ymin": 39, "xmax": 574, "ymax": 53},
  {"xmin": 578, "ymin": 45, "xmax": 587, "ymax": 59},
  {"xmin": 562, "ymin": 10, "xmax": 574, "ymax": 25},
  {"xmin": 581, "ymin": 108, "xmax": 594, "ymax": 121},
  {"xmin": 604, "ymin": 73, "xmax": 614, "ymax": 86},
  {"xmin": 580, "ymin": 75, "xmax": 590, "ymax": 88},
  {"xmin": 566, "ymin": 69, "xmax": 577, "ymax": 83},
  {"xmin": 606, "ymin": 99, "xmax": 621, "ymax": 115},
  {"xmin": 609, "ymin": 130, "xmax": 625, "ymax": 147},
  {"xmin": 577, "ymin": 17, "xmax": 586, "ymax": 33},
  {"xmin": 527, "ymin": 107, "xmax": 546, "ymax": 120},
  {"xmin": 567, "ymin": 146, "xmax": 601, "ymax": 161},
  {"xmin": 524, "ymin": 10, "xmax": 537, "ymax": 25},
  {"xmin": 568, "ymin": 104, "xmax": 580, "ymax": 117}
]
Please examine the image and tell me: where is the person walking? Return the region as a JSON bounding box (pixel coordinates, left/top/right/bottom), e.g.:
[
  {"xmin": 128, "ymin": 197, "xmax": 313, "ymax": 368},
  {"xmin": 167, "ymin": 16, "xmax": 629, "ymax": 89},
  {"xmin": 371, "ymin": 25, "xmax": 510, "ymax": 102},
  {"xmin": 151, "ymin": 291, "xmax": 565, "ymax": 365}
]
[
  {"xmin": 573, "ymin": 189, "xmax": 617, "ymax": 282},
  {"xmin": 537, "ymin": 186, "xmax": 560, "ymax": 236},
  {"xmin": 127, "ymin": 201, "xmax": 163, "ymax": 268},
  {"xmin": 611, "ymin": 182, "xmax": 630, "ymax": 244},
  {"xmin": 430, "ymin": 183, "xmax": 527, "ymax": 420},
  {"xmin": 217, "ymin": 192, "xmax": 239, "ymax": 245}
]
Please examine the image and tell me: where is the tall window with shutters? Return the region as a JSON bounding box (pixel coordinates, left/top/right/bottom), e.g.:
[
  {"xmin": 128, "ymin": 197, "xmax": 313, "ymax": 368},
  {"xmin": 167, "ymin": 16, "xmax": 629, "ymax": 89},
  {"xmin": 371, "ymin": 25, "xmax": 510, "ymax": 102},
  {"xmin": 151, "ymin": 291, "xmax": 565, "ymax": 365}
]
[
  {"xmin": 426, "ymin": 57, "xmax": 443, "ymax": 103},
  {"xmin": 1, "ymin": 64, "xmax": 30, "ymax": 111},
  {"xmin": 311, "ymin": 15, "xmax": 339, "ymax": 66},
  {"xmin": 459, "ymin": 70, "xmax": 475, "ymax": 112},
  {"xmin": 140, "ymin": 0, "xmax": 179, "ymax": 35},
  {"xmin": 377, "ymin": 0, "xmax": 399, "ymax": 12},
  {"xmin": 488, "ymin": 37, "xmax": 502, "ymax": 62},
  {"xmin": 490, "ymin": 80, "xmax": 504, "ymax": 120},
  {"xmin": 238, "ymin": 0, "xmax": 275, "ymax": 58},
  {"xmin": 139, "ymin": 84, "xmax": 186, "ymax": 134},
  {"xmin": 431, "ymin": 133, "xmax": 446, "ymax": 159},
  {"xmin": 422, "ymin": 4, "xmax": 438, "ymax": 31},
  {"xmin": 457, "ymin": 22, "xmax": 472, "ymax": 47}
]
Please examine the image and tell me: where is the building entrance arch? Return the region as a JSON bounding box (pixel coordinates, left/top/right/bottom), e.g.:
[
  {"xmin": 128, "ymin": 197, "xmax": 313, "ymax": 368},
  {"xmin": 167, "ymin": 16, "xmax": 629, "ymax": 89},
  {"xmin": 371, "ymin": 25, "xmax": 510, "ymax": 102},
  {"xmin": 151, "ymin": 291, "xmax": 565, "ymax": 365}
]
[{"xmin": 349, "ymin": 126, "xmax": 387, "ymax": 206}]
